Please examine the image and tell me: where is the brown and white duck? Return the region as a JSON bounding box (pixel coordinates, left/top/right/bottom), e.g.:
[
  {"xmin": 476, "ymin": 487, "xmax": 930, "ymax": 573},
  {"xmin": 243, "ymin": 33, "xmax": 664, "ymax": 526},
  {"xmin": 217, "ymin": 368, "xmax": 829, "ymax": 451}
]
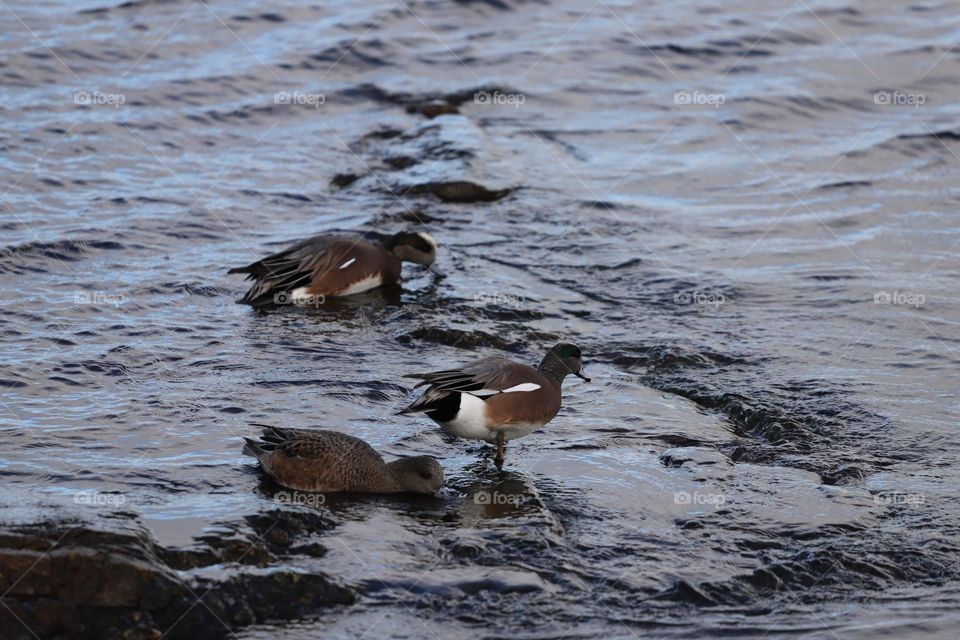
[
  {"xmin": 228, "ymin": 231, "xmax": 439, "ymax": 306},
  {"xmin": 399, "ymin": 343, "xmax": 589, "ymax": 469}
]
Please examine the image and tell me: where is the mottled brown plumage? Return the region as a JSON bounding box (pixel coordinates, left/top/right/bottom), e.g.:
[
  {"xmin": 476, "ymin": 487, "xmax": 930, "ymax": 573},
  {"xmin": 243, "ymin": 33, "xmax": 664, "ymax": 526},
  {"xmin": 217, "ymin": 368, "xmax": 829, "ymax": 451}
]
[{"xmin": 242, "ymin": 425, "xmax": 443, "ymax": 494}]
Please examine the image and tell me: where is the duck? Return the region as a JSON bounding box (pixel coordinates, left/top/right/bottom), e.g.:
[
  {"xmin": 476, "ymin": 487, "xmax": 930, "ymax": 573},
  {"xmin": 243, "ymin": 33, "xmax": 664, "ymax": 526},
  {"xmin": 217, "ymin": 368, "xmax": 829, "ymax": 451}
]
[
  {"xmin": 242, "ymin": 425, "xmax": 444, "ymax": 494},
  {"xmin": 228, "ymin": 231, "xmax": 439, "ymax": 307},
  {"xmin": 399, "ymin": 343, "xmax": 589, "ymax": 469}
]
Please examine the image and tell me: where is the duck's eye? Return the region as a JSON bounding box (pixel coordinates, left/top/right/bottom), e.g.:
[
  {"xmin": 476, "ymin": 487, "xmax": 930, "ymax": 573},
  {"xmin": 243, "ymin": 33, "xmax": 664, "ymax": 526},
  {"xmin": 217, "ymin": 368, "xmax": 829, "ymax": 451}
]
[{"xmin": 419, "ymin": 472, "xmax": 432, "ymax": 480}]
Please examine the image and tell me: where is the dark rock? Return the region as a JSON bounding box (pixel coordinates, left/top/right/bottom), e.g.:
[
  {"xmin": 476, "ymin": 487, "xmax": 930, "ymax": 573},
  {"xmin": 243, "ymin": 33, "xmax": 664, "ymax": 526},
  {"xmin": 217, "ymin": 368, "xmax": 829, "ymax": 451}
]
[
  {"xmin": 397, "ymin": 327, "xmax": 523, "ymax": 352},
  {"xmin": 401, "ymin": 209, "xmax": 435, "ymax": 223},
  {"xmin": 363, "ymin": 127, "xmax": 404, "ymax": 140},
  {"xmin": 0, "ymin": 519, "xmax": 353, "ymax": 639},
  {"xmin": 406, "ymin": 101, "xmax": 460, "ymax": 119},
  {"xmin": 384, "ymin": 155, "xmax": 417, "ymax": 170},
  {"xmin": 330, "ymin": 173, "xmax": 362, "ymax": 188},
  {"xmin": 403, "ymin": 180, "xmax": 510, "ymax": 203}
]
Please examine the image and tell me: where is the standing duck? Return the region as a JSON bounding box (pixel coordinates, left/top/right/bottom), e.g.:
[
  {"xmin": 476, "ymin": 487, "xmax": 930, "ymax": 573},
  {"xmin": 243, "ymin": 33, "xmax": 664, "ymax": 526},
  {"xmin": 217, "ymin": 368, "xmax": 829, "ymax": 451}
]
[
  {"xmin": 399, "ymin": 343, "xmax": 589, "ymax": 469},
  {"xmin": 228, "ymin": 231, "xmax": 439, "ymax": 306}
]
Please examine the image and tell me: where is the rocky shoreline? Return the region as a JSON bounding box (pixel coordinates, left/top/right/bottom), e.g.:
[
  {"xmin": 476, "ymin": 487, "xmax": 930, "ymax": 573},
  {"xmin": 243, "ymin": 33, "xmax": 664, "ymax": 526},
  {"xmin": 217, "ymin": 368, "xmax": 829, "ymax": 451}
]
[{"xmin": 0, "ymin": 510, "xmax": 355, "ymax": 639}]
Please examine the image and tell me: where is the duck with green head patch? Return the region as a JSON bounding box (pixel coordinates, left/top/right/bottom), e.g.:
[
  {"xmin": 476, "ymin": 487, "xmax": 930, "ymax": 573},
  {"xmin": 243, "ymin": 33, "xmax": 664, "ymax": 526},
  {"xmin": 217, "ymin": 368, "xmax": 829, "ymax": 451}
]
[
  {"xmin": 228, "ymin": 230, "xmax": 440, "ymax": 307},
  {"xmin": 399, "ymin": 343, "xmax": 589, "ymax": 469}
]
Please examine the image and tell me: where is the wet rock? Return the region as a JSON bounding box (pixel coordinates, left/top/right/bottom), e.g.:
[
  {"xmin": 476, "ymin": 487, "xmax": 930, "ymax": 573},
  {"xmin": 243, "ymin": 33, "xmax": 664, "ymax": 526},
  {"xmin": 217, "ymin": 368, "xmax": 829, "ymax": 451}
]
[
  {"xmin": 659, "ymin": 447, "xmax": 731, "ymax": 468},
  {"xmin": 384, "ymin": 155, "xmax": 418, "ymax": 170},
  {"xmin": 351, "ymin": 113, "xmax": 516, "ymax": 203},
  {"xmin": 367, "ymin": 567, "xmax": 552, "ymax": 597},
  {"xmin": 330, "ymin": 172, "xmax": 362, "ymax": 188},
  {"xmin": 0, "ymin": 520, "xmax": 353, "ymax": 640},
  {"xmin": 405, "ymin": 100, "xmax": 460, "ymax": 119},
  {"xmin": 652, "ymin": 579, "xmax": 716, "ymax": 606},
  {"xmin": 198, "ymin": 569, "xmax": 354, "ymax": 629},
  {"xmin": 651, "ymin": 545, "xmax": 943, "ymax": 609},
  {"xmin": 341, "ymin": 82, "xmax": 514, "ymax": 109},
  {"xmin": 449, "ymin": 539, "xmax": 486, "ymax": 559},
  {"xmin": 362, "ymin": 126, "xmax": 404, "ymax": 140},
  {"xmin": 397, "ymin": 327, "xmax": 523, "ymax": 352},
  {"xmin": 402, "ymin": 180, "xmax": 510, "ymax": 203},
  {"xmin": 400, "ymin": 209, "xmax": 435, "ymax": 223}
]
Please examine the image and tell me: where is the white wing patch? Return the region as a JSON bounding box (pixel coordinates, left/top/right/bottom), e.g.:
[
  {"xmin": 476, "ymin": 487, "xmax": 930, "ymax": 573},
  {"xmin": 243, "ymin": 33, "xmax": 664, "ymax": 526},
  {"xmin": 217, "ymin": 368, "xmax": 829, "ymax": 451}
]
[
  {"xmin": 338, "ymin": 257, "xmax": 356, "ymax": 270},
  {"xmin": 501, "ymin": 383, "xmax": 541, "ymax": 393},
  {"xmin": 467, "ymin": 382, "xmax": 541, "ymax": 398}
]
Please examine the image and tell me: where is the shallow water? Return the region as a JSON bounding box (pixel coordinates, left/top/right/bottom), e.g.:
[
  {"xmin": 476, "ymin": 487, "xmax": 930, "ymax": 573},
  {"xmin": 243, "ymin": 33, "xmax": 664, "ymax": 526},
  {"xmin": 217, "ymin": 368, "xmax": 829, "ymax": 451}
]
[{"xmin": 2, "ymin": 0, "xmax": 959, "ymax": 637}]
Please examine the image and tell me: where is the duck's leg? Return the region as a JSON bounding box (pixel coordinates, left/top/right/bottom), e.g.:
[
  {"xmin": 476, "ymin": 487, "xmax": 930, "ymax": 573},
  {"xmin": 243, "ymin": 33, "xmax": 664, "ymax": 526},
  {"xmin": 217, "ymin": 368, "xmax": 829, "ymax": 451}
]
[{"xmin": 494, "ymin": 431, "xmax": 505, "ymax": 470}]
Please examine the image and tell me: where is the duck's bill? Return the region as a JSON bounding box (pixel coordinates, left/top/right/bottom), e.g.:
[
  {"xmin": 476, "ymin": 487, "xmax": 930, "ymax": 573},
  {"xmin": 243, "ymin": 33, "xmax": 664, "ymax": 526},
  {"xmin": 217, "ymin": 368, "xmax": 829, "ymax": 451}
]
[
  {"xmin": 575, "ymin": 370, "xmax": 591, "ymax": 382},
  {"xmin": 428, "ymin": 264, "xmax": 446, "ymax": 278}
]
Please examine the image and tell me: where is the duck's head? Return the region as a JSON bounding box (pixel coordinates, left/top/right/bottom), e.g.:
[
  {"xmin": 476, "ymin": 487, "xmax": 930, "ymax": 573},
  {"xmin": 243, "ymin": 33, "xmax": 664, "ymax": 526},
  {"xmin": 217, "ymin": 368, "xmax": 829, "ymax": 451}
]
[
  {"xmin": 388, "ymin": 455, "xmax": 445, "ymax": 494},
  {"xmin": 541, "ymin": 342, "xmax": 591, "ymax": 383},
  {"xmin": 386, "ymin": 231, "xmax": 438, "ymax": 269}
]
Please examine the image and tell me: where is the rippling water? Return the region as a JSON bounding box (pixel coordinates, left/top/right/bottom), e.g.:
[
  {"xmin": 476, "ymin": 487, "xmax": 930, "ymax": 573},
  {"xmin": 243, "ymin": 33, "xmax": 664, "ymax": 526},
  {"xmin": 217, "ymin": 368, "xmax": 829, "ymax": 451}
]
[{"xmin": 2, "ymin": 0, "xmax": 959, "ymax": 637}]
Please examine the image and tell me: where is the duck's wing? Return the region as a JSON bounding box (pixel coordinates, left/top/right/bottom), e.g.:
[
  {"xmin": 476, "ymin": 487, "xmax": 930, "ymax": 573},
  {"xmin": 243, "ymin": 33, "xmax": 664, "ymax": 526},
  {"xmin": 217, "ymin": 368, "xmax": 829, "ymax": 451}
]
[
  {"xmin": 399, "ymin": 358, "xmax": 540, "ymax": 413},
  {"xmin": 228, "ymin": 236, "xmax": 365, "ymax": 306},
  {"xmin": 245, "ymin": 424, "xmax": 384, "ymax": 463}
]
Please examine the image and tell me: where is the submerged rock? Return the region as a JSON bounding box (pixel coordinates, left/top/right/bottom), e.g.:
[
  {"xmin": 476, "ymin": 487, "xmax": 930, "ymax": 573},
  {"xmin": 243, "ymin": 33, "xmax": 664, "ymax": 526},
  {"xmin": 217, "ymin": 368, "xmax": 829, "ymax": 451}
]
[
  {"xmin": 330, "ymin": 172, "xmax": 362, "ymax": 188},
  {"xmin": 397, "ymin": 326, "xmax": 524, "ymax": 351},
  {"xmin": 406, "ymin": 100, "xmax": 460, "ymax": 119},
  {"xmin": 402, "ymin": 180, "xmax": 511, "ymax": 203}
]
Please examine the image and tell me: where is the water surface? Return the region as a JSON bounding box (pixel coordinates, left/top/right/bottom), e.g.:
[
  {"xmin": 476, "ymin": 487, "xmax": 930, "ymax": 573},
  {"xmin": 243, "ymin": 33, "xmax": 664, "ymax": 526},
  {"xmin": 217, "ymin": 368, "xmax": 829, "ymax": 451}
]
[{"xmin": 1, "ymin": 0, "xmax": 959, "ymax": 638}]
